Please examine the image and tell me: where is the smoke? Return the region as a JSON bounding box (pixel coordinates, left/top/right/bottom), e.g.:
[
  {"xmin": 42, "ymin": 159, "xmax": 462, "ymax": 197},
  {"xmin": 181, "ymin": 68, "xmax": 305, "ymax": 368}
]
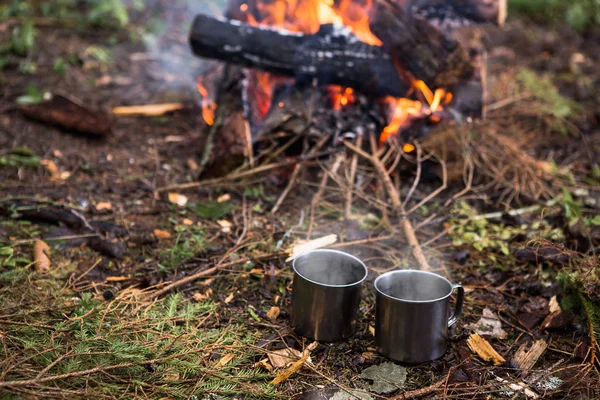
[{"xmin": 138, "ymin": 0, "xmax": 222, "ymax": 95}]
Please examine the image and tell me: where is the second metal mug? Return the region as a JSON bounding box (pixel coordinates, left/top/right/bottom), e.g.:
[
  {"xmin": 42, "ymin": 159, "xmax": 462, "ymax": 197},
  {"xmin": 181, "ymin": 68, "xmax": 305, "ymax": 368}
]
[
  {"xmin": 291, "ymin": 249, "xmax": 368, "ymax": 342},
  {"xmin": 374, "ymin": 270, "xmax": 464, "ymax": 363}
]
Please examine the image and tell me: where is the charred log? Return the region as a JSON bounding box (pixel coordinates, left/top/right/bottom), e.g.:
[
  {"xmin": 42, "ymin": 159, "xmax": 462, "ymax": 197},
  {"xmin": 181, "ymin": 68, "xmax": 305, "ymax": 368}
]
[
  {"xmin": 369, "ymin": 0, "xmax": 474, "ymax": 88},
  {"xmin": 407, "ymin": 0, "xmax": 507, "ymax": 31},
  {"xmin": 189, "ymin": 15, "xmax": 410, "ymax": 98}
]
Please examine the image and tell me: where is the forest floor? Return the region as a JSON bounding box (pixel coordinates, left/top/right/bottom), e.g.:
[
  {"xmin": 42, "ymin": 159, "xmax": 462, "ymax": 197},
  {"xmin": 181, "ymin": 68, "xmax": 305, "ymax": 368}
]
[{"xmin": 0, "ymin": 1, "xmax": 599, "ymax": 399}]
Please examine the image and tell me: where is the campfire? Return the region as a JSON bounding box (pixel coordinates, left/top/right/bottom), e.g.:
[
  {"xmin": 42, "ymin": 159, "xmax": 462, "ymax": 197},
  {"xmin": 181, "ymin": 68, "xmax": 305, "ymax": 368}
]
[{"xmin": 189, "ymin": 0, "xmax": 503, "ymax": 172}]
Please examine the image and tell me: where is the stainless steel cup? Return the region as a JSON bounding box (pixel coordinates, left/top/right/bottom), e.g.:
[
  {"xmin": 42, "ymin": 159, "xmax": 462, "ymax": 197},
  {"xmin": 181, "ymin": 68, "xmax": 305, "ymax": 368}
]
[
  {"xmin": 291, "ymin": 249, "xmax": 368, "ymax": 342},
  {"xmin": 374, "ymin": 270, "xmax": 464, "ymax": 363}
]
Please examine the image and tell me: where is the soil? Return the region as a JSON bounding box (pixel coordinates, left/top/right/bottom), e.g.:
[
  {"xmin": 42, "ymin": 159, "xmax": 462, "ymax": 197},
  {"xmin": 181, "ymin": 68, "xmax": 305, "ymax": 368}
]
[{"xmin": 0, "ymin": 2, "xmax": 599, "ymax": 399}]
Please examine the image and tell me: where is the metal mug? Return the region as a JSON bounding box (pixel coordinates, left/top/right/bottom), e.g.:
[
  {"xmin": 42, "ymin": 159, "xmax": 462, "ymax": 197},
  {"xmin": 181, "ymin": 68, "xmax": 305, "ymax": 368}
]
[
  {"xmin": 291, "ymin": 249, "xmax": 368, "ymax": 342},
  {"xmin": 374, "ymin": 270, "xmax": 464, "ymax": 363}
]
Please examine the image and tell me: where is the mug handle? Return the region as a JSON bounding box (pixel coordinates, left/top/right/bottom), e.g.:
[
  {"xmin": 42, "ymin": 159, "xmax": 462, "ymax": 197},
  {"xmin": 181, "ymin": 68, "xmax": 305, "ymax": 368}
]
[{"xmin": 448, "ymin": 284, "xmax": 465, "ymax": 328}]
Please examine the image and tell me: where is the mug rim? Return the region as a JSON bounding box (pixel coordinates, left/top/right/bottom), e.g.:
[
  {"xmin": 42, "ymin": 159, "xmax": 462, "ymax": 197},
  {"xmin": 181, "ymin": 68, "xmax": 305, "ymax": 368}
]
[
  {"xmin": 292, "ymin": 249, "xmax": 369, "ymax": 288},
  {"xmin": 374, "ymin": 270, "xmax": 455, "ymax": 303}
]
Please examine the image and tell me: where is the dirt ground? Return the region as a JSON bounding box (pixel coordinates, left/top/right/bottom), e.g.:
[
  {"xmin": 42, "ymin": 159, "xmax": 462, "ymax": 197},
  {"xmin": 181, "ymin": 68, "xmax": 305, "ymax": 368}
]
[{"xmin": 1, "ymin": 2, "xmax": 599, "ymax": 399}]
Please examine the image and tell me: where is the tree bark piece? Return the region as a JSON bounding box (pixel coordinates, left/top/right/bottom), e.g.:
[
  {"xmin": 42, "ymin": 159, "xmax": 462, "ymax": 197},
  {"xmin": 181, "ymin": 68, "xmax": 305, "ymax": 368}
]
[
  {"xmin": 189, "ymin": 16, "xmax": 410, "ymax": 98},
  {"xmin": 369, "ymin": 0, "xmax": 474, "ymax": 88},
  {"xmin": 19, "ymin": 94, "xmax": 114, "ymax": 137},
  {"xmin": 512, "ymin": 340, "xmax": 547, "ymax": 373}
]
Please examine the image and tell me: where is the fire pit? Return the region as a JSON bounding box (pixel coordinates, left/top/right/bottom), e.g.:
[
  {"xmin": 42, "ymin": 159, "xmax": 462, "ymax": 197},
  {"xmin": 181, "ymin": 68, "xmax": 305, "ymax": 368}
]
[{"xmin": 188, "ymin": 0, "xmax": 505, "ymax": 176}]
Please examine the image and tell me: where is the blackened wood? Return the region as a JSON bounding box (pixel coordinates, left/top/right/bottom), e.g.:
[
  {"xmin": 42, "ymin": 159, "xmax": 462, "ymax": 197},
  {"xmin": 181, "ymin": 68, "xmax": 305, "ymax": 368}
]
[
  {"xmin": 189, "ymin": 15, "xmax": 410, "ymax": 98},
  {"xmin": 408, "ymin": 0, "xmax": 507, "ymax": 30},
  {"xmin": 370, "ymin": 0, "xmax": 474, "ymax": 88}
]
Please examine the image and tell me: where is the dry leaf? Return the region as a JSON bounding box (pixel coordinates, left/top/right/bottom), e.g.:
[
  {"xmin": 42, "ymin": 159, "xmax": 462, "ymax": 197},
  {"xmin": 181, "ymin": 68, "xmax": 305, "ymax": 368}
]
[
  {"xmin": 40, "ymin": 159, "xmax": 63, "ymax": 181},
  {"xmin": 168, "ymin": 193, "xmax": 188, "ymax": 207},
  {"xmin": 96, "ymin": 201, "xmax": 113, "ymax": 211},
  {"xmin": 186, "ymin": 158, "xmax": 199, "ymax": 171},
  {"xmin": 270, "ymin": 343, "xmax": 317, "ymax": 385},
  {"xmin": 224, "ymin": 293, "xmax": 234, "ymax": 304},
  {"xmin": 266, "ymin": 306, "xmax": 280, "ymax": 320},
  {"xmin": 467, "ymin": 333, "xmax": 506, "ymax": 365},
  {"xmin": 249, "ymin": 268, "xmax": 264, "ymax": 275},
  {"xmin": 164, "ymin": 135, "xmax": 185, "ymax": 142},
  {"xmin": 217, "ymin": 193, "xmax": 231, "ymax": 203},
  {"xmin": 193, "ymin": 291, "xmax": 209, "ymax": 301},
  {"xmin": 33, "ymin": 240, "xmax": 51, "ymax": 273},
  {"xmin": 254, "ymin": 359, "xmax": 274, "ymax": 372},
  {"xmin": 153, "ymin": 229, "xmax": 171, "ymax": 239},
  {"xmin": 286, "ymin": 234, "xmax": 337, "ymax": 261},
  {"xmin": 182, "ymin": 218, "xmax": 194, "ymax": 226},
  {"xmin": 163, "ymin": 371, "xmax": 180, "ymax": 381},
  {"xmin": 215, "ymin": 353, "xmax": 235, "ymax": 368},
  {"xmin": 268, "ymin": 348, "xmax": 304, "ymax": 368},
  {"xmin": 217, "ymin": 220, "xmax": 232, "ymax": 233},
  {"xmin": 368, "ymin": 326, "xmax": 375, "ymax": 336},
  {"xmin": 465, "ymin": 307, "xmax": 507, "ymax": 339}
]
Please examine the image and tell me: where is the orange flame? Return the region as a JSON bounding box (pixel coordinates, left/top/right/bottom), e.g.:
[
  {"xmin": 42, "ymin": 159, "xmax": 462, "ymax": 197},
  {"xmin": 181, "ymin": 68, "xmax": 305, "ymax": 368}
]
[
  {"xmin": 196, "ymin": 78, "xmax": 216, "ymax": 126},
  {"xmin": 200, "ymin": 1, "xmax": 453, "ymax": 136},
  {"xmin": 379, "ymin": 80, "xmax": 453, "ymax": 144}
]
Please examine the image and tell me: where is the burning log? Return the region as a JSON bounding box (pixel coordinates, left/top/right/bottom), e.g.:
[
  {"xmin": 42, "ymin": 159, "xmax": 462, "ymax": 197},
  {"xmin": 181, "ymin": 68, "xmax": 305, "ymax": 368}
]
[
  {"xmin": 189, "ymin": 16, "xmax": 409, "ymax": 98},
  {"xmin": 190, "ymin": 0, "xmax": 503, "ymax": 97}
]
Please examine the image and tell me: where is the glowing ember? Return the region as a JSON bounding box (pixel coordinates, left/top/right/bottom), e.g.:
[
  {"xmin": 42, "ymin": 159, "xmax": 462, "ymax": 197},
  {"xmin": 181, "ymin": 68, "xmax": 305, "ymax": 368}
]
[
  {"xmin": 196, "ymin": 78, "xmax": 216, "ymax": 126},
  {"xmin": 403, "ymin": 143, "xmax": 415, "ymax": 153},
  {"xmin": 330, "ymin": 86, "xmax": 355, "ymax": 110}
]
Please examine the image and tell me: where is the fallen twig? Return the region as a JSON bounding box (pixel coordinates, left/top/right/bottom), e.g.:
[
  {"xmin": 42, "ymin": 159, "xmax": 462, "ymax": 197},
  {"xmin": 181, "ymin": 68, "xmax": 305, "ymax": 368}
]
[
  {"xmin": 155, "ymin": 149, "xmax": 341, "ymax": 193},
  {"xmin": 344, "ymin": 138, "xmax": 431, "ymax": 271},
  {"xmin": 387, "ymin": 378, "xmax": 445, "ymax": 399},
  {"xmin": 143, "ymin": 253, "xmax": 286, "ymax": 300},
  {"xmin": 345, "ymin": 135, "xmax": 363, "ymax": 219},
  {"xmin": 112, "ymin": 103, "xmax": 184, "ymax": 116}
]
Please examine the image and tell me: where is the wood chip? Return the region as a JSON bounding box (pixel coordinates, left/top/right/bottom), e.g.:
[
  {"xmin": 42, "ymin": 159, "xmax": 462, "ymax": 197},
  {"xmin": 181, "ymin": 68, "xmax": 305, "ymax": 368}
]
[
  {"xmin": 217, "ymin": 193, "xmax": 231, "ymax": 203},
  {"xmin": 467, "ymin": 333, "xmax": 506, "ymax": 365},
  {"xmin": 214, "ymin": 353, "xmax": 235, "ymax": 368},
  {"xmin": 513, "ymin": 340, "xmax": 547, "ymax": 372},
  {"xmin": 548, "ymin": 296, "xmax": 561, "ymax": 314},
  {"xmin": 168, "ymin": 193, "xmax": 188, "ymax": 207},
  {"xmin": 286, "ymin": 234, "xmax": 337, "ymax": 261},
  {"xmin": 33, "ymin": 240, "xmax": 51, "ymax": 273},
  {"xmin": 96, "ymin": 201, "xmax": 113, "ymax": 211},
  {"xmin": 266, "ymin": 306, "xmax": 280, "ymax": 320},
  {"xmin": 217, "ymin": 220, "xmax": 232, "ymax": 233},
  {"xmin": 153, "ymin": 229, "xmax": 171, "ymax": 239},
  {"xmin": 112, "ymin": 103, "xmax": 184, "ymax": 116},
  {"xmin": 270, "ymin": 342, "xmax": 317, "ymax": 385}
]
